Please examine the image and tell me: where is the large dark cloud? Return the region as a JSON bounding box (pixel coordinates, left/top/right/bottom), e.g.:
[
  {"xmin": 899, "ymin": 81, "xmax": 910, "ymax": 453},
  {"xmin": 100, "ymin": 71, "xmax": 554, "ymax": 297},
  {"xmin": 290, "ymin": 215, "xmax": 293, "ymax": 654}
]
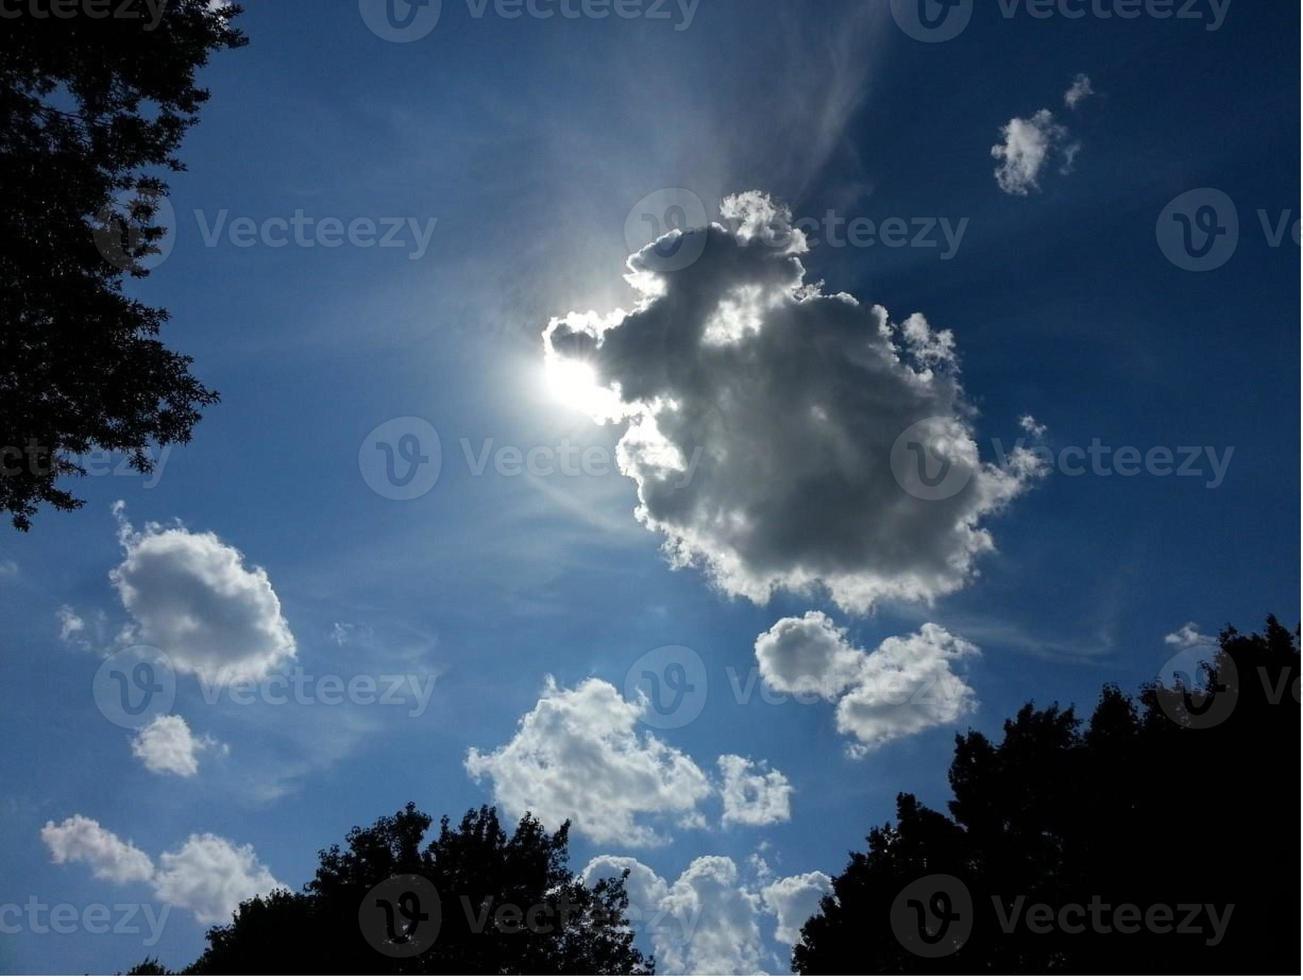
[{"xmin": 544, "ymin": 192, "xmax": 1039, "ymax": 612}]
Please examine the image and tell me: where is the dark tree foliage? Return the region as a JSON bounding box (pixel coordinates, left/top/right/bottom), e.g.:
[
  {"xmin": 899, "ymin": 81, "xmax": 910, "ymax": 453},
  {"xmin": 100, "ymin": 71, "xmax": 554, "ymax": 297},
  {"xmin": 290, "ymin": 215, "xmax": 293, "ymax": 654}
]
[
  {"xmin": 794, "ymin": 617, "xmax": 1300, "ymax": 975},
  {"xmin": 0, "ymin": 1, "xmax": 245, "ymax": 529},
  {"xmin": 133, "ymin": 804, "xmax": 652, "ymax": 975}
]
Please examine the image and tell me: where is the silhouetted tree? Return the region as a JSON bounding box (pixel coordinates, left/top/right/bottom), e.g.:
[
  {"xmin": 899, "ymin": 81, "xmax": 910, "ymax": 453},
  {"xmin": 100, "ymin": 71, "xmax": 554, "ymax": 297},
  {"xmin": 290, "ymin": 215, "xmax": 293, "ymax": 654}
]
[
  {"xmin": 134, "ymin": 804, "xmax": 651, "ymax": 975},
  {"xmin": 794, "ymin": 617, "xmax": 1300, "ymax": 974},
  {"xmin": 0, "ymin": 1, "xmax": 245, "ymax": 529}
]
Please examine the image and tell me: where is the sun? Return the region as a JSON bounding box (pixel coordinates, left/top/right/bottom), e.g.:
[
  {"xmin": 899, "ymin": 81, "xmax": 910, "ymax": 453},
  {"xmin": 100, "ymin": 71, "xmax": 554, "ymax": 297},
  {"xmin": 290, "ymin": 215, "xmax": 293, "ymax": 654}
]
[{"xmin": 543, "ymin": 355, "xmax": 623, "ymax": 420}]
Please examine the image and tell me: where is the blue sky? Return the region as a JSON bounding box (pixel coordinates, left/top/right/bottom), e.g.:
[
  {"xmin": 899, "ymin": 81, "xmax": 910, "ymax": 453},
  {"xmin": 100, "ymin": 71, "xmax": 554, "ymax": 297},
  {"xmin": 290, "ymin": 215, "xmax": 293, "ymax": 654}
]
[{"xmin": 0, "ymin": 0, "xmax": 1298, "ymax": 973}]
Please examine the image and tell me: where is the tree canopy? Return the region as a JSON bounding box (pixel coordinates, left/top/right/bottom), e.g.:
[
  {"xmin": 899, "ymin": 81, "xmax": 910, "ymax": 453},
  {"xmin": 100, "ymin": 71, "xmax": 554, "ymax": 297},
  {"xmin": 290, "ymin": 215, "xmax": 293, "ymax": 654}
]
[
  {"xmin": 0, "ymin": 0, "xmax": 244, "ymax": 529},
  {"xmin": 133, "ymin": 804, "xmax": 651, "ymax": 975},
  {"xmin": 793, "ymin": 617, "xmax": 1300, "ymax": 974}
]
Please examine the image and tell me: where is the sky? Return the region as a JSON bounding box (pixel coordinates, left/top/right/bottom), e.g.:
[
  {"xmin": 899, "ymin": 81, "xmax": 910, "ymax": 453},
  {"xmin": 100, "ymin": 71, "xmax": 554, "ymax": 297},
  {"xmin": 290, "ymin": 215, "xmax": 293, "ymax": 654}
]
[{"xmin": 0, "ymin": 0, "xmax": 1298, "ymax": 973}]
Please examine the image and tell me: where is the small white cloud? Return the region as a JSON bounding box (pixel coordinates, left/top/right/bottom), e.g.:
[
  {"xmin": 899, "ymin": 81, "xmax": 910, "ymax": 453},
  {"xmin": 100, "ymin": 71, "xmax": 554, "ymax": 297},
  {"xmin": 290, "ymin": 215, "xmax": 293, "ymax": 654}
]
[
  {"xmin": 718, "ymin": 755, "xmax": 792, "ymax": 827},
  {"xmin": 755, "ymin": 611, "xmax": 864, "ymax": 700},
  {"xmin": 992, "ymin": 109, "xmax": 1075, "ymax": 195},
  {"xmin": 1065, "ymin": 73, "xmax": 1094, "ymax": 109},
  {"xmin": 153, "ymin": 833, "xmax": 283, "ymax": 925},
  {"xmin": 41, "ymin": 816, "xmax": 155, "ymax": 884},
  {"xmin": 110, "ymin": 503, "xmax": 295, "ymax": 684},
  {"xmin": 131, "ymin": 715, "xmax": 223, "ymax": 777},
  {"xmin": 762, "ymin": 871, "xmax": 834, "ymax": 945},
  {"xmin": 1165, "ymin": 622, "xmax": 1217, "ymax": 650},
  {"xmin": 56, "ymin": 605, "xmax": 86, "ymax": 643},
  {"xmin": 465, "ymin": 678, "xmax": 713, "ymax": 846},
  {"xmin": 755, "ymin": 616, "xmax": 980, "ymax": 756},
  {"xmin": 0, "ymin": 558, "xmax": 17, "ymax": 577},
  {"xmin": 1019, "ymin": 414, "xmax": 1048, "ymax": 439}
]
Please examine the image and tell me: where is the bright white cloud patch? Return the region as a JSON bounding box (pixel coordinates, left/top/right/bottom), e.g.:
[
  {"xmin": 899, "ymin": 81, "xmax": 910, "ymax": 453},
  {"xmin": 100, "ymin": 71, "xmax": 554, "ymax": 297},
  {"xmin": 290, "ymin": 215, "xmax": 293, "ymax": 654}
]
[
  {"xmin": 755, "ymin": 610, "xmax": 864, "ymax": 700},
  {"xmin": 992, "ymin": 109, "xmax": 1077, "ymax": 195},
  {"xmin": 1165, "ymin": 622, "xmax": 1217, "ymax": 650},
  {"xmin": 465, "ymin": 678, "xmax": 713, "ymax": 846},
  {"xmin": 42, "ymin": 815, "xmax": 282, "ymax": 925},
  {"xmin": 583, "ymin": 854, "xmax": 830, "ymax": 974},
  {"xmin": 154, "ymin": 834, "xmax": 283, "ymax": 925},
  {"xmin": 762, "ymin": 871, "xmax": 834, "ymax": 945},
  {"xmin": 543, "ymin": 192, "xmax": 1036, "ymax": 613},
  {"xmin": 110, "ymin": 503, "xmax": 295, "ymax": 683},
  {"xmin": 56, "ymin": 605, "xmax": 86, "ymax": 643},
  {"xmin": 41, "ymin": 816, "xmax": 154, "ymax": 884},
  {"xmin": 131, "ymin": 714, "xmax": 223, "ymax": 777},
  {"xmin": 755, "ymin": 615, "xmax": 980, "ymax": 756},
  {"xmin": 718, "ymin": 755, "xmax": 792, "ymax": 827}
]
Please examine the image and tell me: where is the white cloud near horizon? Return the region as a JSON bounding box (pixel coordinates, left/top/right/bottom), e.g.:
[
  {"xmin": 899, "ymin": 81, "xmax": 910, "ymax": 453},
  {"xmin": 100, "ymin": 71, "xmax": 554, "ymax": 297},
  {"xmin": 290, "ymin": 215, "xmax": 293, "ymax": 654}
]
[
  {"xmin": 582, "ymin": 854, "xmax": 832, "ymax": 974},
  {"xmin": 466, "ymin": 677, "xmax": 792, "ymax": 844},
  {"xmin": 755, "ymin": 615, "xmax": 980, "ymax": 756},
  {"xmin": 110, "ymin": 502, "xmax": 296, "ymax": 683},
  {"xmin": 544, "ymin": 192, "xmax": 1039, "ymax": 613},
  {"xmin": 41, "ymin": 815, "xmax": 282, "ymax": 925}
]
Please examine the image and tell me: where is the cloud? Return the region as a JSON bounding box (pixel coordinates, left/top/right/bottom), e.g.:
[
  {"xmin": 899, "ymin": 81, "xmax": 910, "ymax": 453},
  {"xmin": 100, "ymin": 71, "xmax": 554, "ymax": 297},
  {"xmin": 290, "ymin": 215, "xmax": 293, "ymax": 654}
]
[
  {"xmin": 583, "ymin": 854, "xmax": 831, "ymax": 974},
  {"xmin": 835, "ymin": 624, "xmax": 980, "ymax": 755},
  {"xmin": 56, "ymin": 605, "xmax": 86, "ymax": 643},
  {"xmin": 1165, "ymin": 622, "xmax": 1217, "ymax": 650},
  {"xmin": 40, "ymin": 816, "xmax": 154, "ymax": 884},
  {"xmin": 992, "ymin": 109, "xmax": 1078, "ymax": 195},
  {"xmin": 754, "ymin": 615, "xmax": 980, "ymax": 756},
  {"xmin": 465, "ymin": 678, "xmax": 713, "ymax": 846},
  {"xmin": 1065, "ymin": 73, "xmax": 1094, "ymax": 109},
  {"xmin": 153, "ymin": 834, "xmax": 284, "ymax": 926},
  {"xmin": 42, "ymin": 815, "xmax": 282, "ymax": 925},
  {"xmin": 761, "ymin": 871, "xmax": 833, "ymax": 945},
  {"xmin": 543, "ymin": 192, "xmax": 1036, "ymax": 613},
  {"xmin": 131, "ymin": 714, "xmax": 224, "ymax": 777},
  {"xmin": 755, "ymin": 610, "xmax": 864, "ymax": 700},
  {"xmin": 110, "ymin": 503, "xmax": 296, "ymax": 683},
  {"xmin": 718, "ymin": 755, "xmax": 792, "ymax": 827}
]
